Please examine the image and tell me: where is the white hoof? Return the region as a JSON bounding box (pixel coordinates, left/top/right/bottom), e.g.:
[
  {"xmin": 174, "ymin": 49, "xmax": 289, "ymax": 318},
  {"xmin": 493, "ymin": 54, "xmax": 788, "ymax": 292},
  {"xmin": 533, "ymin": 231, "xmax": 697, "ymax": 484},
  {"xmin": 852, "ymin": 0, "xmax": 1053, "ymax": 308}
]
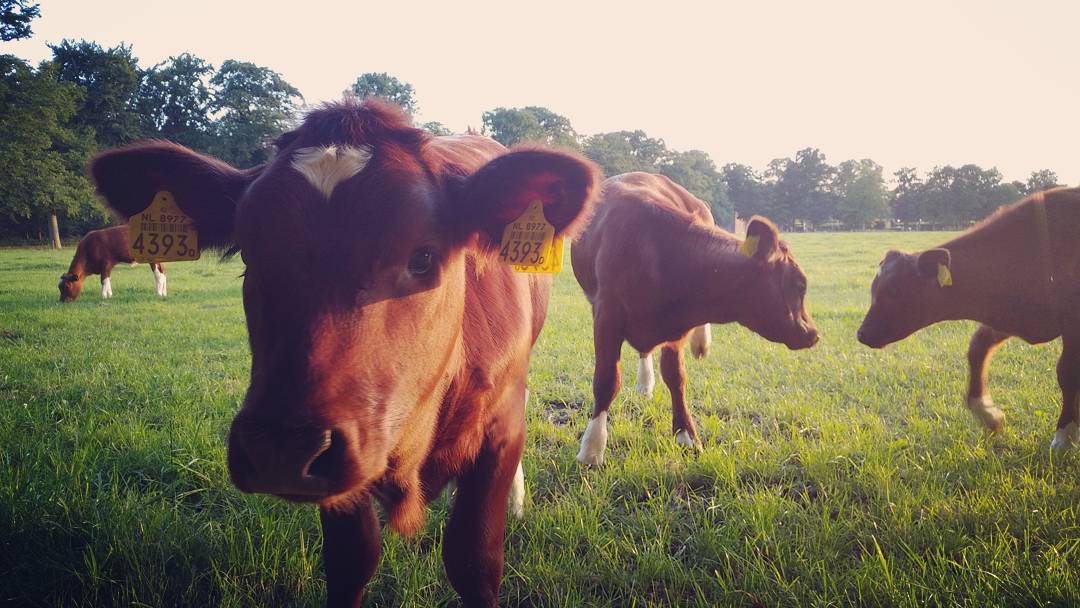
[
  {"xmin": 634, "ymin": 354, "xmax": 655, "ymax": 397},
  {"xmin": 577, "ymin": 412, "xmax": 608, "ymax": 466},
  {"xmin": 1051, "ymin": 422, "xmax": 1079, "ymax": 450},
  {"xmin": 674, "ymin": 429, "xmax": 696, "ymax": 450},
  {"xmin": 967, "ymin": 396, "xmax": 1005, "ymax": 432},
  {"xmin": 509, "ymin": 461, "xmax": 525, "ymax": 518},
  {"xmin": 690, "ymin": 324, "xmax": 711, "ymax": 359}
]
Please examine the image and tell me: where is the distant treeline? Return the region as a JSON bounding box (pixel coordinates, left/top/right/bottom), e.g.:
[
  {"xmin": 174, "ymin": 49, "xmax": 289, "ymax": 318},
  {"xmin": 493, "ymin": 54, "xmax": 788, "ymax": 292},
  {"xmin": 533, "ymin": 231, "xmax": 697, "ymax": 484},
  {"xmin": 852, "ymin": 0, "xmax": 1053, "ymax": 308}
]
[{"xmin": 0, "ymin": 4, "xmax": 1065, "ymax": 241}]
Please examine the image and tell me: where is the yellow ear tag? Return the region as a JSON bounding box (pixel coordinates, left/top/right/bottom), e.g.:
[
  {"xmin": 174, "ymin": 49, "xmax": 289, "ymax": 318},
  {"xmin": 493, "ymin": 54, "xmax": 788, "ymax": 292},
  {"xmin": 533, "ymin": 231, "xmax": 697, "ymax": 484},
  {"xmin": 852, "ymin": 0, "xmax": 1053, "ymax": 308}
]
[
  {"xmin": 739, "ymin": 235, "xmax": 760, "ymax": 258},
  {"xmin": 498, "ymin": 200, "xmax": 563, "ymax": 273},
  {"xmin": 128, "ymin": 191, "xmax": 200, "ymax": 263},
  {"xmin": 937, "ymin": 263, "xmax": 953, "ymax": 287}
]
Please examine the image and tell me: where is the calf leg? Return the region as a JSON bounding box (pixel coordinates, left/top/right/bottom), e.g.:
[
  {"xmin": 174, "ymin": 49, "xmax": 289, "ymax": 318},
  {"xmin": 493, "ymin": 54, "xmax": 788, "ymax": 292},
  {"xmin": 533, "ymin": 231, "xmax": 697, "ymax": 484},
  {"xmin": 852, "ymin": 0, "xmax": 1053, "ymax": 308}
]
[
  {"xmin": 152, "ymin": 263, "xmax": 167, "ymax": 297},
  {"xmin": 689, "ymin": 323, "xmax": 711, "ymax": 359},
  {"xmin": 319, "ymin": 499, "xmax": 382, "ymax": 608},
  {"xmin": 1052, "ymin": 333, "xmax": 1080, "ymax": 449},
  {"xmin": 444, "ymin": 414, "xmax": 524, "ymax": 607},
  {"xmin": 661, "ymin": 342, "xmax": 701, "ymax": 450},
  {"xmin": 507, "ymin": 388, "xmax": 528, "ymax": 519},
  {"xmin": 634, "ymin": 352, "xmax": 655, "ymax": 397},
  {"xmin": 577, "ymin": 314, "xmax": 623, "ymax": 465},
  {"xmin": 965, "ymin": 324, "xmax": 1011, "ymax": 432},
  {"xmin": 101, "ymin": 268, "xmax": 113, "ymax": 299}
]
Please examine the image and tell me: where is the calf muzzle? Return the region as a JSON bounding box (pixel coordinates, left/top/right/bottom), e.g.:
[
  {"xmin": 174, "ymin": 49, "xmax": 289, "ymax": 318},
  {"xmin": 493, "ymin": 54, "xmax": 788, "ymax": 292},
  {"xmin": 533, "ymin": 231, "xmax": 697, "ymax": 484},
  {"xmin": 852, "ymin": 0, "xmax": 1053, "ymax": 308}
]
[{"xmin": 228, "ymin": 426, "xmax": 336, "ymax": 499}]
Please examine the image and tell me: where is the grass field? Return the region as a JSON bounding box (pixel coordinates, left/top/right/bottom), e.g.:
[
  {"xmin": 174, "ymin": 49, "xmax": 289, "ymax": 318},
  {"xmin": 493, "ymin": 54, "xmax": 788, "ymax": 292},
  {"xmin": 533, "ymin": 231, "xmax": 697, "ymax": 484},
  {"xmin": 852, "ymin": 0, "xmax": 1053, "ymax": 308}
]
[{"xmin": 1, "ymin": 232, "xmax": 1077, "ymax": 607}]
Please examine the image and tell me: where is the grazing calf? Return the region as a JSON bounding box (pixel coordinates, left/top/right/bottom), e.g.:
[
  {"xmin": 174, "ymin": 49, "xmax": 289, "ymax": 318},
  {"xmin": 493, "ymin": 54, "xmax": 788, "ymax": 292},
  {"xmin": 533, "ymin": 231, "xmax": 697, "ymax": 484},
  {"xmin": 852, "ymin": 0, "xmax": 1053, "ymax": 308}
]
[
  {"xmin": 571, "ymin": 172, "xmax": 819, "ymax": 465},
  {"xmin": 858, "ymin": 187, "xmax": 1080, "ymax": 449},
  {"xmin": 91, "ymin": 99, "xmax": 598, "ymax": 608},
  {"xmin": 58, "ymin": 226, "xmax": 166, "ymax": 301}
]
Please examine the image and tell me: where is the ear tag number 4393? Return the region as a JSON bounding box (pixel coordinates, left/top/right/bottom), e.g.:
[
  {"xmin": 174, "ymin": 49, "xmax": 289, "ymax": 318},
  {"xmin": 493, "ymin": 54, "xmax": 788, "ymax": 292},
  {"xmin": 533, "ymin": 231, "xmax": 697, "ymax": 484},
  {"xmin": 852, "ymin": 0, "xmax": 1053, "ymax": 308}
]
[
  {"xmin": 498, "ymin": 200, "xmax": 563, "ymax": 273},
  {"xmin": 128, "ymin": 191, "xmax": 200, "ymax": 263}
]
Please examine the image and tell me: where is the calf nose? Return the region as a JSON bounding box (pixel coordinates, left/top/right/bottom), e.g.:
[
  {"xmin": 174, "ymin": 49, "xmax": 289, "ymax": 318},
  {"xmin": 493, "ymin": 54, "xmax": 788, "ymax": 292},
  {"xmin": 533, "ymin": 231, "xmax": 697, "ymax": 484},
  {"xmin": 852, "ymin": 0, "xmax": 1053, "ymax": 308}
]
[
  {"xmin": 856, "ymin": 327, "xmax": 870, "ymax": 345},
  {"xmin": 228, "ymin": 427, "xmax": 335, "ymax": 498}
]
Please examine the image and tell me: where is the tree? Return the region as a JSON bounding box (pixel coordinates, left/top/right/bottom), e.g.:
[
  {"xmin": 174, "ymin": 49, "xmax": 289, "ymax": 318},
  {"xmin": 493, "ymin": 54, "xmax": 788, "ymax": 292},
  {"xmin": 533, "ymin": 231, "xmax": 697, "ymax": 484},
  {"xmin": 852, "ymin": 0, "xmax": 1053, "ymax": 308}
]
[
  {"xmin": 421, "ymin": 121, "xmax": 452, "ymax": 136},
  {"xmin": 481, "ymin": 106, "xmax": 580, "ymax": 149},
  {"xmin": 661, "ymin": 149, "xmax": 732, "ymax": 226},
  {"xmin": 209, "ymin": 60, "xmax": 302, "ymax": 167},
  {"xmin": 583, "ymin": 130, "xmax": 668, "ymax": 177},
  {"xmin": 890, "ymin": 167, "xmax": 925, "ymax": 223},
  {"xmin": 722, "ymin": 163, "xmax": 771, "ymax": 220},
  {"xmin": 769, "ymin": 148, "xmax": 836, "ymax": 228},
  {"xmin": 137, "ymin": 53, "xmax": 214, "ymax": 152},
  {"xmin": 1, "ymin": 0, "xmax": 39, "ymax": 41},
  {"xmin": 0, "ymin": 55, "xmax": 98, "ymax": 245},
  {"xmin": 49, "ymin": 40, "xmax": 142, "ymax": 148},
  {"xmin": 833, "ymin": 159, "xmax": 888, "ymax": 228},
  {"xmin": 1025, "ymin": 169, "xmax": 1060, "ymax": 194},
  {"xmin": 349, "ymin": 72, "xmax": 418, "ymax": 115}
]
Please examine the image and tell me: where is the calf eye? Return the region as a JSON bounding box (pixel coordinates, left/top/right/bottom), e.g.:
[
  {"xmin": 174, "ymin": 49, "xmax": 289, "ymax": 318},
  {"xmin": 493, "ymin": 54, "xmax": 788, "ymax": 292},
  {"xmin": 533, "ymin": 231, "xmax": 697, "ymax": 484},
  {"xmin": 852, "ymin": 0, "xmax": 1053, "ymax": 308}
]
[{"xmin": 407, "ymin": 249, "xmax": 435, "ymax": 276}]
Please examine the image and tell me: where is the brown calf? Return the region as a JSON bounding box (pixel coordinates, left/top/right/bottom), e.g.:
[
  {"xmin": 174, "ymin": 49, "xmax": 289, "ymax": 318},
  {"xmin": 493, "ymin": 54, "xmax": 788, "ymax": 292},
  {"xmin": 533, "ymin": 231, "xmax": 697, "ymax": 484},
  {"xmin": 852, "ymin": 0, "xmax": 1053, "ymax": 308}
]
[
  {"xmin": 858, "ymin": 187, "xmax": 1080, "ymax": 449},
  {"xmin": 90, "ymin": 99, "xmax": 598, "ymax": 607},
  {"xmin": 58, "ymin": 225, "xmax": 166, "ymax": 301},
  {"xmin": 571, "ymin": 172, "xmax": 819, "ymax": 465}
]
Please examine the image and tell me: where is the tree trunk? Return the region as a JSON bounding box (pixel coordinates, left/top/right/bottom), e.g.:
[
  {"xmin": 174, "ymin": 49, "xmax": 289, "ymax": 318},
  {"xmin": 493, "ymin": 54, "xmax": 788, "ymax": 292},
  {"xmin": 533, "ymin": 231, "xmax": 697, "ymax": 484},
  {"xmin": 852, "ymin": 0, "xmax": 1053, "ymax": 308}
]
[{"xmin": 49, "ymin": 212, "xmax": 62, "ymax": 249}]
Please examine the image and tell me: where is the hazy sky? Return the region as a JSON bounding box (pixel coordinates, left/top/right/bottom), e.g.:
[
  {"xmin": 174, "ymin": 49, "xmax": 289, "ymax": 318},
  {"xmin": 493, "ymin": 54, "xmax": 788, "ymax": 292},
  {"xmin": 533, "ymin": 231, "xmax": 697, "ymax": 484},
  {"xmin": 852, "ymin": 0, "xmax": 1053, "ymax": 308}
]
[{"xmin": 7, "ymin": 0, "xmax": 1079, "ymax": 184}]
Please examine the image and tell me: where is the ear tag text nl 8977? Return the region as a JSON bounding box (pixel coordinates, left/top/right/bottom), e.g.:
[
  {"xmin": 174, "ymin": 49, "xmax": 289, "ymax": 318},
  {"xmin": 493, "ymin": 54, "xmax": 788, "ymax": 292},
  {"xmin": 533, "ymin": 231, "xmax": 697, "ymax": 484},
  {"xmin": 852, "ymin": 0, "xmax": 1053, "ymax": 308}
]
[
  {"xmin": 498, "ymin": 200, "xmax": 563, "ymax": 273},
  {"xmin": 128, "ymin": 191, "xmax": 200, "ymax": 263}
]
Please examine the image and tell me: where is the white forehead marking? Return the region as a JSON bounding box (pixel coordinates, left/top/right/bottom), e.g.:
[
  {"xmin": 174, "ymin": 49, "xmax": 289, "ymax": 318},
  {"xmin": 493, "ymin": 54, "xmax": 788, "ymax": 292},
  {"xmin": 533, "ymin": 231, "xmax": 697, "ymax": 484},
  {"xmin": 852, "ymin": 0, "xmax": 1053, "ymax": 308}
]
[{"xmin": 291, "ymin": 145, "xmax": 373, "ymax": 199}]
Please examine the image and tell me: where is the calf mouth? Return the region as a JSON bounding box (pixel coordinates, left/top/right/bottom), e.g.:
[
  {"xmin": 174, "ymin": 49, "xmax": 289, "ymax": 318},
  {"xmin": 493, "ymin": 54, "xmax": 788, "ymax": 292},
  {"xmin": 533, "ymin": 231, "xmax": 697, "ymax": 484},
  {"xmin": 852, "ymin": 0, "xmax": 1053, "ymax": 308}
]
[{"xmin": 856, "ymin": 326, "xmax": 888, "ymax": 349}]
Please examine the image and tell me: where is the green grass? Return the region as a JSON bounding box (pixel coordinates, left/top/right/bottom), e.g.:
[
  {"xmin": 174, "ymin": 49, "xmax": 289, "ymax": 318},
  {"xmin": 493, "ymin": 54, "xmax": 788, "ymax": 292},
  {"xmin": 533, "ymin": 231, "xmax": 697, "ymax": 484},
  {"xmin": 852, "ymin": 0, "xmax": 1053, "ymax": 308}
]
[{"xmin": 1, "ymin": 233, "xmax": 1077, "ymax": 607}]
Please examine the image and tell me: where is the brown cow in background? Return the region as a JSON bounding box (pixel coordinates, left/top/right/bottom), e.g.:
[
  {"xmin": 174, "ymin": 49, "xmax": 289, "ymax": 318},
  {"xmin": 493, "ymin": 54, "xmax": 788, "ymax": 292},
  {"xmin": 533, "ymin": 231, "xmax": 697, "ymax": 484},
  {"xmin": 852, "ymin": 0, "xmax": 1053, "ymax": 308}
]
[
  {"xmin": 90, "ymin": 99, "xmax": 599, "ymax": 608},
  {"xmin": 572, "ymin": 172, "xmax": 819, "ymax": 465},
  {"xmin": 858, "ymin": 187, "xmax": 1080, "ymax": 449},
  {"xmin": 58, "ymin": 225, "xmax": 166, "ymax": 301}
]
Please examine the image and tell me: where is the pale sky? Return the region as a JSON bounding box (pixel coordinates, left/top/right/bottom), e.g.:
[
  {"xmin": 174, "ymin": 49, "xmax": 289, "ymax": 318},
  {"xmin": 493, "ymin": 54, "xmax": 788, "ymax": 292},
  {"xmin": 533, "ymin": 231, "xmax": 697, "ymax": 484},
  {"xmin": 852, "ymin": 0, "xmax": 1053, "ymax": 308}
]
[{"xmin": 7, "ymin": 0, "xmax": 1079, "ymax": 184}]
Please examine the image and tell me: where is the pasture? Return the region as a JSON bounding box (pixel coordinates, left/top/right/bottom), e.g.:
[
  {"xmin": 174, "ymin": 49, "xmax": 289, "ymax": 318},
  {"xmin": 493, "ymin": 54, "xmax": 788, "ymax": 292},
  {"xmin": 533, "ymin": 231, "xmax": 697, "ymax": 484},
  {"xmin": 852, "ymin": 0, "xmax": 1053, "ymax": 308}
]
[{"xmin": 1, "ymin": 232, "xmax": 1077, "ymax": 607}]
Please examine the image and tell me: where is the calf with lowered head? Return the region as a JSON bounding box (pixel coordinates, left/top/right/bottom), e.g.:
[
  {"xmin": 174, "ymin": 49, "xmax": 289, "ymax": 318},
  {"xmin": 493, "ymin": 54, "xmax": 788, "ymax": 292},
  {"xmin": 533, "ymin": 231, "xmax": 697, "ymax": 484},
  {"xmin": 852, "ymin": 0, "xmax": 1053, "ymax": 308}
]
[
  {"xmin": 858, "ymin": 187, "xmax": 1080, "ymax": 449},
  {"xmin": 572, "ymin": 172, "xmax": 819, "ymax": 465},
  {"xmin": 58, "ymin": 225, "xmax": 166, "ymax": 301}
]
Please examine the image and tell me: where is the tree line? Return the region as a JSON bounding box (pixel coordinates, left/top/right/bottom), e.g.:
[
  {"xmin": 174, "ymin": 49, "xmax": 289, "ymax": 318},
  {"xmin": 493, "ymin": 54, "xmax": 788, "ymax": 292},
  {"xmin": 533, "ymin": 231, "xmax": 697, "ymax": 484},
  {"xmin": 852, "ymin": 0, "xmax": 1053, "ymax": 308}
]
[{"xmin": 0, "ymin": 2, "xmax": 1065, "ymax": 243}]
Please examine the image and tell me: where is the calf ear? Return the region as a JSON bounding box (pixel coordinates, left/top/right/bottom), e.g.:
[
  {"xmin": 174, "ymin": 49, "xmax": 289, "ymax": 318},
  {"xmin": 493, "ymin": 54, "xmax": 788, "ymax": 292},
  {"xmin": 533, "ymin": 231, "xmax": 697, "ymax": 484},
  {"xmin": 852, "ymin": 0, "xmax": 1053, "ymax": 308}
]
[
  {"xmin": 90, "ymin": 142, "xmax": 262, "ymax": 247},
  {"xmin": 743, "ymin": 216, "xmax": 782, "ymax": 262},
  {"xmin": 454, "ymin": 147, "xmax": 600, "ymax": 249},
  {"xmin": 916, "ymin": 248, "xmax": 951, "ymax": 279}
]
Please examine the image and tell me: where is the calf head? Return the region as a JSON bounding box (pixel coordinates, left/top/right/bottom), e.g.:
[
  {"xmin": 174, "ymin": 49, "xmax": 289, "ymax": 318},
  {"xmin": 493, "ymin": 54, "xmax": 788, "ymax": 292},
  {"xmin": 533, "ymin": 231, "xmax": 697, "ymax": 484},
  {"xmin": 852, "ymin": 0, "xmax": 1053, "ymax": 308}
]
[
  {"xmin": 735, "ymin": 217, "xmax": 818, "ymax": 349},
  {"xmin": 858, "ymin": 248, "xmax": 951, "ymax": 348},
  {"xmin": 58, "ymin": 273, "xmax": 82, "ymax": 301},
  {"xmin": 91, "ymin": 100, "xmax": 598, "ymax": 526}
]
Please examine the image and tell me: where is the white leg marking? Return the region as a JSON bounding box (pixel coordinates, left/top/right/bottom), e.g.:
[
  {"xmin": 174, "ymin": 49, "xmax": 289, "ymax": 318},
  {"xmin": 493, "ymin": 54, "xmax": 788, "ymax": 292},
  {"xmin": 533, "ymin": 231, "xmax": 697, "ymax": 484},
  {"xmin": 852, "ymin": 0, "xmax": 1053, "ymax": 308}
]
[
  {"xmin": 153, "ymin": 266, "xmax": 166, "ymax": 297},
  {"xmin": 1050, "ymin": 422, "xmax": 1079, "ymax": 450},
  {"xmin": 509, "ymin": 460, "xmax": 525, "ymax": 518},
  {"xmin": 577, "ymin": 411, "xmax": 609, "ymax": 466},
  {"xmin": 634, "ymin": 353, "xmax": 655, "ymax": 397},
  {"xmin": 291, "ymin": 145, "xmax": 373, "ymax": 199},
  {"xmin": 966, "ymin": 395, "xmax": 1005, "ymax": 432},
  {"xmin": 101, "ymin": 277, "xmax": 112, "ymax": 299},
  {"xmin": 690, "ymin": 323, "xmax": 712, "ymax": 359},
  {"xmin": 674, "ymin": 429, "xmax": 696, "ymax": 449}
]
